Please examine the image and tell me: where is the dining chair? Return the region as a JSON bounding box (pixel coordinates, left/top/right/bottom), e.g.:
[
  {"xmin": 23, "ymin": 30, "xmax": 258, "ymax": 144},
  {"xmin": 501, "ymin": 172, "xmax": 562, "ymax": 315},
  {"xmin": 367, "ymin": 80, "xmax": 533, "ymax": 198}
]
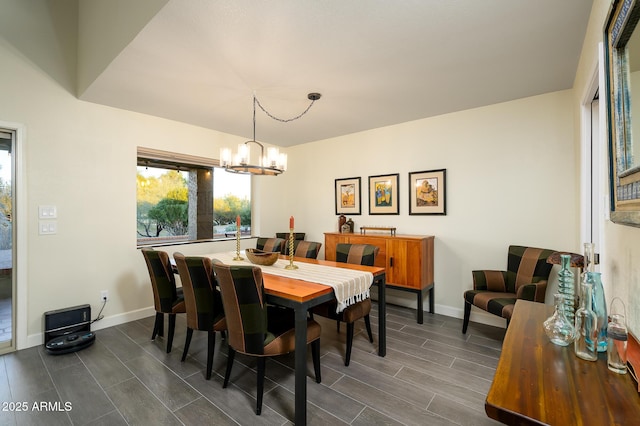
[
  {"xmin": 173, "ymin": 252, "xmax": 227, "ymax": 380},
  {"xmin": 311, "ymin": 243, "xmax": 378, "ymax": 366},
  {"xmin": 212, "ymin": 261, "xmax": 322, "ymax": 415},
  {"xmin": 284, "ymin": 240, "xmax": 322, "ymax": 259},
  {"xmin": 255, "ymin": 237, "xmax": 285, "ymax": 253},
  {"xmin": 141, "ymin": 248, "xmax": 186, "ymax": 353}
]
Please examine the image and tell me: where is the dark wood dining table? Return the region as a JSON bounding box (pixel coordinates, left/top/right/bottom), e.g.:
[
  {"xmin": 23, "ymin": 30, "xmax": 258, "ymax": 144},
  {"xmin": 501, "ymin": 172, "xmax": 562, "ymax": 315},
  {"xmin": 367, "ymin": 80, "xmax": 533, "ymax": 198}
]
[{"xmin": 260, "ymin": 256, "xmax": 386, "ymax": 425}]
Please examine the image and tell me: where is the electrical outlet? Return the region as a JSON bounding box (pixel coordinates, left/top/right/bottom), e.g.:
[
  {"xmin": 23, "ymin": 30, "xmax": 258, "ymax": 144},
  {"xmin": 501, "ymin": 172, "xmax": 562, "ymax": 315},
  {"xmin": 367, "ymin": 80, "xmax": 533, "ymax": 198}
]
[{"xmin": 100, "ymin": 290, "xmax": 108, "ymax": 302}]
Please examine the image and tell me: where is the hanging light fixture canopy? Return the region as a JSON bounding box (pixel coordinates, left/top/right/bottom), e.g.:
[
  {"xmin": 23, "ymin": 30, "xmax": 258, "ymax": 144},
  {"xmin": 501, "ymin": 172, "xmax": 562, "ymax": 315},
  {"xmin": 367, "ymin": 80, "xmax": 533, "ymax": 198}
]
[{"xmin": 220, "ymin": 92, "xmax": 321, "ymax": 176}]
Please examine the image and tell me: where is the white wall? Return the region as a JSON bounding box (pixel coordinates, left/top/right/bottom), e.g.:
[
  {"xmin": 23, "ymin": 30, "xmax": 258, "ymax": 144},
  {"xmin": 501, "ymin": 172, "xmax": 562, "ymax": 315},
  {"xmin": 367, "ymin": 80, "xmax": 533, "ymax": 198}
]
[
  {"xmin": 573, "ymin": 0, "xmax": 640, "ymax": 338},
  {"xmin": 257, "ymin": 91, "xmax": 579, "ymax": 324}
]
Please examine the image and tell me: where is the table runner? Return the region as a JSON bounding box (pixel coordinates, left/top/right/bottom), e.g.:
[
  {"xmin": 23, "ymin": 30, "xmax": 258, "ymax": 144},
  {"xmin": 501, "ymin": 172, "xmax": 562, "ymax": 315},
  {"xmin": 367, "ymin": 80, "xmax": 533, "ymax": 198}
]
[{"xmin": 208, "ymin": 251, "xmax": 373, "ymax": 313}]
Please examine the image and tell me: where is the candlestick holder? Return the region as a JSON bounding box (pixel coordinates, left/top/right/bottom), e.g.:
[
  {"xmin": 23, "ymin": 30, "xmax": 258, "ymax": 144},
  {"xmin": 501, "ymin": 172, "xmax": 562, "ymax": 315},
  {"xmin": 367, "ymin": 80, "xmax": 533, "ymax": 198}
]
[
  {"xmin": 284, "ymin": 228, "xmax": 298, "ymax": 270},
  {"xmin": 233, "ymin": 229, "xmax": 243, "ymax": 261}
]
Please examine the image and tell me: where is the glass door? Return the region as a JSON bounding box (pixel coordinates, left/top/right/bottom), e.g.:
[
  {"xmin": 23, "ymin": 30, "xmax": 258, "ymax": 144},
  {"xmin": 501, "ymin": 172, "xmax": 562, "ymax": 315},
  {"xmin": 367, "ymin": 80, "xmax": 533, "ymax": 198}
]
[{"xmin": 0, "ymin": 129, "xmax": 14, "ymax": 351}]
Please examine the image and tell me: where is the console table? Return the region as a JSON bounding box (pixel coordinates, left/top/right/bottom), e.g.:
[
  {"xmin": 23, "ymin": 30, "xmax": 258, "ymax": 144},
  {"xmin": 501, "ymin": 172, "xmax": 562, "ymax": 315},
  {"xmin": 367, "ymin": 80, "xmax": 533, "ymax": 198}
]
[
  {"xmin": 486, "ymin": 300, "xmax": 640, "ymax": 425},
  {"xmin": 324, "ymin": 232, "xmax": 434, "ymax": 323}
]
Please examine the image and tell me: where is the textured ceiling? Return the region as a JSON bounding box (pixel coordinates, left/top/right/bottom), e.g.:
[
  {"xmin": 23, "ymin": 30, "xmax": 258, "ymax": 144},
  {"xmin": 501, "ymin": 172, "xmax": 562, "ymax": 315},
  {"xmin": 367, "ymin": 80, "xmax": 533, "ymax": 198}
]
[{"xmin": 79, "ymin": 0, "xmax": 593, "ymax": 147}]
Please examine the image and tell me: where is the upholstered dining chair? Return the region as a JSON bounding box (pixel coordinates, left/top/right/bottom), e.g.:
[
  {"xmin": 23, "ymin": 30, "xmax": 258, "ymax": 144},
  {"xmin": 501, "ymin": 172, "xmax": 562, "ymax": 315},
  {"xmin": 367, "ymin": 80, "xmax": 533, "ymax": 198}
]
[
  {"xmin": 141, "ymin": 248, "xmax": 186, "ymax": 353},
  {"xmin": 255, "ymin": 237, "xmax": 285, "ymax": 253},
  {"xmin": 173, "ymin": 253, "xmax": 226, "ymax": 380},
  {"xmin": 284, "ymin": 240, "xmax": 322, "ymax": 259},
  {"xmin": 462, "ymin": 245, "xmax": 556, "ymax": 333},
  {"xmin": 212, "ymin": 262, "xmax": 322, "ymax": 415},
  {"xmin": 311, "ymin": 243, "xmax": 378, "ymax": 366},
  {"xmin": 275, "ymin": 232, "xmax": 306, "ymax": 241}
]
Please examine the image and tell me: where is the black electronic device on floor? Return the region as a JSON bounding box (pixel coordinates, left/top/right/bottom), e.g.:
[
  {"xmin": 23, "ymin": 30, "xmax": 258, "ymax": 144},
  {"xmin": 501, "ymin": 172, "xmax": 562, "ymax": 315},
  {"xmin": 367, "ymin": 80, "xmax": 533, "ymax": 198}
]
[{"xmin": 43, "ymin": 304, "xmax": 95, "ymax": 354}]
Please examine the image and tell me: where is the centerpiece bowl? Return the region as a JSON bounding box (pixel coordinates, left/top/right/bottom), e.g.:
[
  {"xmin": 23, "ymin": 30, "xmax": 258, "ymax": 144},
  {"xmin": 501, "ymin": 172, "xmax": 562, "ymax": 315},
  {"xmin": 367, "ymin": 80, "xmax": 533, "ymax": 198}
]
[{"xmin": 245, "ymin": 249, "xmax": 279, "ymax": 266}]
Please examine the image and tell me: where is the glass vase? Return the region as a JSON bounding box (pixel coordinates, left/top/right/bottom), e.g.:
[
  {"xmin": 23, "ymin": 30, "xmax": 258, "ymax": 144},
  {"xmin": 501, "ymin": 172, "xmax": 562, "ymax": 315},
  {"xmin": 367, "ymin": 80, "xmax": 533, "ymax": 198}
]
[
  {"xmin": 557, "ymin": 254, "xmax": 575, "ymax": 325},
  {"xmin": 574, "ymin": 282, "xmax": 598, "ymax": 361},
  {"xmin": 543, "ymin": 293, "xmax": 575, "ymax": 346},
  {"xmin": 585, "ymin": 271, "xmax": 608, "ymax": 352},
  {"xmin": 607, "ymin": 298, "xmax": 628, "ymax": 374}
]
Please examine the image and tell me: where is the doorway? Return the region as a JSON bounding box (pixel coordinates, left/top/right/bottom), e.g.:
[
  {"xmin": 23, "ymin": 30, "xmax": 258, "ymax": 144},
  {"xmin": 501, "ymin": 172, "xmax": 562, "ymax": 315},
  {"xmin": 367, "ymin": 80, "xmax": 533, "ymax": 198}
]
[{"xmin": 0, "ymin": 129, "xmax": 14, "ymax": 352}]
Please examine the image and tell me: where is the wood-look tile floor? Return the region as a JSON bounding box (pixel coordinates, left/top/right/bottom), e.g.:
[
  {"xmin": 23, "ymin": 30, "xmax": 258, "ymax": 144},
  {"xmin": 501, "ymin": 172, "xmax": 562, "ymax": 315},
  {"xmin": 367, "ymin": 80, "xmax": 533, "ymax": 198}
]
[{"xmin": 0, "ymin": 303, "xmax": 505, "ymax": 425}]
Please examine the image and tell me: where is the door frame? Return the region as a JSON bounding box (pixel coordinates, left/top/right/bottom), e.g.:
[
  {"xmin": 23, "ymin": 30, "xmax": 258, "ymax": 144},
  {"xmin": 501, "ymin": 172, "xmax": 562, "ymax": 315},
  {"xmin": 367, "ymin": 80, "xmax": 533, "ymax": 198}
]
[{"xmin": 0, "ymin": 121, "xmax": 27, "ymax": 352}]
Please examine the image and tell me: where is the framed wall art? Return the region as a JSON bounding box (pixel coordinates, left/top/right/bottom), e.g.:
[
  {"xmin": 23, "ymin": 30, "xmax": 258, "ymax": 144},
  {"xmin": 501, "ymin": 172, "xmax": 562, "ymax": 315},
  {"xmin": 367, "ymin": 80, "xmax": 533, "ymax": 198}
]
[
  {"xmin": 335, "ymin": 177, "xmax": 361, "ymax": 215},
  {"xmin": 409, "ymin": 169, "xmax": 447, "ymax": 215},
  {"xmin": 368, "ymin": 173, "xmax": 399, "ymax": 215}
]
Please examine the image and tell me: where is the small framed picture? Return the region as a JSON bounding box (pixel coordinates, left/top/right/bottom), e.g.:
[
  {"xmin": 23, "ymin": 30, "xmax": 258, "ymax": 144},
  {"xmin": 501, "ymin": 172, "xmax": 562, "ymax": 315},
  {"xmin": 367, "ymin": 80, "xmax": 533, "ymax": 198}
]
[
  {"xmin": 335, "ymin": 177, "xmax": 361, "ymax": 215},
  {"xmin": 368, "ymin": 173, "xmax": 399, "ymax": 215},
  {"xmin": 409, "ymin": 169, "xmax": 447, "ymax": 215}
]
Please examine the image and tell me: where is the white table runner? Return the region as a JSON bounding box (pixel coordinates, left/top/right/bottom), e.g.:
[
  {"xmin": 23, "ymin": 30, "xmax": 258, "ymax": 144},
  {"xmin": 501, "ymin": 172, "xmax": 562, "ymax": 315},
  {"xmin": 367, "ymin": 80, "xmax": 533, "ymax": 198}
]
[{"xmin": 207, "ymin": 251, "xmax": 373, "ymax": 313}]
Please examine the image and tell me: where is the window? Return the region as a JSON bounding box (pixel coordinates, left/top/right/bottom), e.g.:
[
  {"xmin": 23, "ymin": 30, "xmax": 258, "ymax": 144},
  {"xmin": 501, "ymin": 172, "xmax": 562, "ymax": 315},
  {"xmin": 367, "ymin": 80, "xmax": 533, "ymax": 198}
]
[{"xmin": 136, "ymin": 148, "xmax": 251, "ymax": 246}]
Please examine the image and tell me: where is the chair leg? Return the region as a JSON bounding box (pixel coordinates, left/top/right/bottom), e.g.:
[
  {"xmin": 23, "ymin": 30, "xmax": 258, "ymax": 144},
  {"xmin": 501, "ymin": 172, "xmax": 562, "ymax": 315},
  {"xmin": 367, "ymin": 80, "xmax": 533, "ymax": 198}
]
[
  {"xmin": 345, "ymin": 322, "xmax": 355, "ymax": 366},
  {"xmin": 181, "ymin": 328, "xmax": 193, "ymax": 362},
  {"xmin": 151, "ymin": 312, "xmax": 163, "ymax": 340},
  {"xmin": 311, "ymin": 339, "xmax": 321, "ymax": 383},
  {"xmin": 167, "ymin": 313, "xmax": 176, "ymax": 353},
  {"xmin": 336, "ymin": 320, "xmax": 341, "ymax": 333},
  {"xmin": 256, "ymin": 357, "xmax": 266, "ymax": 415},
  {"xmin": 206, "ymin": 331, "xmax": 216, "ymax": 380},
  {"xmin": 364, "ymin": 315, "xmax": 374, "ymax": 343},
  {"xmin": 462, "ymin": 301, "xmax": 472, "ymax": 334},
  {"xmin": 223, "ymin": 347, "xmax": 235, "ymax": 388}
]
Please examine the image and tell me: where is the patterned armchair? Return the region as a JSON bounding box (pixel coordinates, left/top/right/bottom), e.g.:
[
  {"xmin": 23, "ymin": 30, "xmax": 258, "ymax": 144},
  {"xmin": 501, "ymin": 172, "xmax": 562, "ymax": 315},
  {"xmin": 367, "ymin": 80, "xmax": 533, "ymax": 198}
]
[{"xmin": 462, "ymin": 245, "xmax": 555, "ymax": 333}]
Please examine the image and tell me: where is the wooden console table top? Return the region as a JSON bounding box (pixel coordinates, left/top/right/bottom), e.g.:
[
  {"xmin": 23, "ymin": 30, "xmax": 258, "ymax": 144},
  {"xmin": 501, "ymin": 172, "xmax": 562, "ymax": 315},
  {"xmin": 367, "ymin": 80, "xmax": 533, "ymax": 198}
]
[{"xmin": 486, "ymin": 300, "xmax": 640, "ymax": 425}]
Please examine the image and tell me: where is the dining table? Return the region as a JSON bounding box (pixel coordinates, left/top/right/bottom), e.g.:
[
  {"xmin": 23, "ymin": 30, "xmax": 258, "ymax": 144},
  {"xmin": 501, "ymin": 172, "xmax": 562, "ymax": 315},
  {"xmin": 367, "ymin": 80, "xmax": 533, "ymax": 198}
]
[{"xmin": 198, "ymin": 252, "xmax": 387, "ymax": 425}]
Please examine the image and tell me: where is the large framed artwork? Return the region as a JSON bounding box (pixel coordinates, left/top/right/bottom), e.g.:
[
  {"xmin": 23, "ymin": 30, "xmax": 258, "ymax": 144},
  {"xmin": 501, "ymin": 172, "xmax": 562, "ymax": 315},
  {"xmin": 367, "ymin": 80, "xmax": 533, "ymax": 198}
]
[
  {"xmin": 409, "ymin": 169, "xmax": 447, "ymax": 215},
  {"xmin": 604, "ymin": 0, "xmax": 640, "ymax": 227},
  {"xmin": 335, "ymin": 177, "xmax": 361, "ymax": 215},
  {"xmin": 368, "ymin": 173, "xmax": 399, "ymax": 215}
]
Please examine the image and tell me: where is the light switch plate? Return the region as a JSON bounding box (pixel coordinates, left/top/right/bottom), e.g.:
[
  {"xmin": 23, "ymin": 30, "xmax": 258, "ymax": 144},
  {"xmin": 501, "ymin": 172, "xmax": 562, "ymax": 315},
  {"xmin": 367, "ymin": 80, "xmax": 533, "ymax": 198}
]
[
  {"xmin": 39, "ymin": 220, "xmax": 57, "ymax": 235},
  {"xmin": 38, "ymin": 205, "xmax": 57, "ymax": 219}
]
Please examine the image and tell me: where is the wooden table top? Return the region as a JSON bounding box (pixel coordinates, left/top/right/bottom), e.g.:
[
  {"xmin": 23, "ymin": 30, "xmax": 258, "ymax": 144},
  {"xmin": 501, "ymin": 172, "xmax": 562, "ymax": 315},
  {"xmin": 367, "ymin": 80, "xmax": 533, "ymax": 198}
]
[{"xmin": 485, "ymin": 300, "xmax": 640, "ymax": 425}]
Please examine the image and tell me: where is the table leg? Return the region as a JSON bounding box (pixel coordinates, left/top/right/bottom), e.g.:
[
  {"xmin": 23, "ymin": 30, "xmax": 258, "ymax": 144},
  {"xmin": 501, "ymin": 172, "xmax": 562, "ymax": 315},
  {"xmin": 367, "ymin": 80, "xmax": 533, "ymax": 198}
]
[
  {"xmin": 377, "ymin": 274, "xmax": 386, "ymax": 357},
  {"xmin": 417, "ymin": 290, "xmax": 424, "ymax": 324},
  {"xmin": 294, "ymin": 304, "xmax": 308, "ymax": 425}
]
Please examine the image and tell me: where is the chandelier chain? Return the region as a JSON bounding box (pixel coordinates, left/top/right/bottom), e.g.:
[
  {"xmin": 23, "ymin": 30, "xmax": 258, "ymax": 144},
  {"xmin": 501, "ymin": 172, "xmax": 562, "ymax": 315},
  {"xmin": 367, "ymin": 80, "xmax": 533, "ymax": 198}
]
[{"xmin": 254, "ymin": 96, "xmax": 317, "ymax": 123}]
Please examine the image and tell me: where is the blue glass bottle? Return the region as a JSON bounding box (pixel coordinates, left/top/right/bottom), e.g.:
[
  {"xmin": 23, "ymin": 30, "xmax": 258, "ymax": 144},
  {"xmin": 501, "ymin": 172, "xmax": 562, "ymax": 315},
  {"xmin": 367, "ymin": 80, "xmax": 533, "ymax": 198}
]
[{"xmin": 585, "ymin": 271, "xmax": 608, "ymax": 352}]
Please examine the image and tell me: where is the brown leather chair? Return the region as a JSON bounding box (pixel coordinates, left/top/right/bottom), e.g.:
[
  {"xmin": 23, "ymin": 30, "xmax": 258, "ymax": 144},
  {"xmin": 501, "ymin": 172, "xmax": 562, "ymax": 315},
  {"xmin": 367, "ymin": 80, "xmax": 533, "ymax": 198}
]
[
  {"xmin": 284, "ymin": 240, "xmax": 322, "ymax": 259},
  {"xmin": 213, "ymin": 261, "xmax": 321, "ymax": 415},
  {"xmin": 173, "ymin": 253, "xmax": 226, "ymax": 380},
  {"xmin": 311, "ymin": 243, "xmax": 378, "ymax": 366},
  {"xmin": 141, "ymin": 248, "xmax": 186, "ymax": 353}
]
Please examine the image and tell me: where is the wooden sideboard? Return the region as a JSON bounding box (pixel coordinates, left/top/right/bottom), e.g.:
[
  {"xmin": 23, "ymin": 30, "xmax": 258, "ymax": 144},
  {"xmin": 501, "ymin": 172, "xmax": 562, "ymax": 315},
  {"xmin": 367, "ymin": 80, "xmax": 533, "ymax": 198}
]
[
  {"xmin": 324, "ymin": 232, "xmax": 434, "ymax": 323},
  {"xmin": 486, "ymin": 300, "xmax": 640, "ymax": 425}
]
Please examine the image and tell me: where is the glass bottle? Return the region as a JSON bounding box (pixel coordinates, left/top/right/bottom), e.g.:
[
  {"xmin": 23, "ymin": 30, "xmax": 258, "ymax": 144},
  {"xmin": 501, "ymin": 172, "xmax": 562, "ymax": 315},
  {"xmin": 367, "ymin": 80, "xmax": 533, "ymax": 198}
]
[
  {"xmin": 557, "ymin": 254, "xmax": 575, "ymax": 325},
  {"xmin": 607, "ymin": 314, "xmax": 628, "ymax": 374},
  {"xmin": 585, "ymin": 271, "xmax": 608, "ymax": 352},
  {"xmin": 574, "ymin": 282, "xmax": 598, "ymax": 361},
  {"xmin": 543, "ymin": 293, "xmax": 575, "ymax": 346}
]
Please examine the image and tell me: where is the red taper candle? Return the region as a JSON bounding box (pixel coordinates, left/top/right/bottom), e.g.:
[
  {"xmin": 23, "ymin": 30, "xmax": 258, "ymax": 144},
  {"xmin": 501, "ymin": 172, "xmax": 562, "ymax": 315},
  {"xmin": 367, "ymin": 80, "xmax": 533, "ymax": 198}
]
[
  {"xmin": 290, "ymin": 216, "xmax": 294, "ymax": 229},
  {"xmin": 236, "ymin": 215, "xmax": 240, "ymax": 228}
]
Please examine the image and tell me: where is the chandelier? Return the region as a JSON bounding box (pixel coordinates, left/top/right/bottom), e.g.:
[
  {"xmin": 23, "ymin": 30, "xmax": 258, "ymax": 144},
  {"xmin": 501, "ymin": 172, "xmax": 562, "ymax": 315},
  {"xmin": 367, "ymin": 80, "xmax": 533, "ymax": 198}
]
[{"xmin": 220, "ymin": 92, "xmax": 321, "ymax": 176}]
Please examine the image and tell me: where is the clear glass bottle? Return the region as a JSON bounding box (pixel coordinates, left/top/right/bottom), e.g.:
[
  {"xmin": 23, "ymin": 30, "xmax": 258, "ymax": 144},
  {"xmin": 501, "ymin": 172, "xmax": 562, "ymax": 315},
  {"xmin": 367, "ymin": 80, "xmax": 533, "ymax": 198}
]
[
  {"xmin": 543, "ymin": 294, "xmax": 575, "ymax": 346},
  {"xmin": 585, "ymin": 271, "xmax": 608, "ymax": 352},
  {"xmin": 574, "ymin": 282, "xmax": 598, "ymax": 361},
  {"xmin": 557, "ymin": 254, "xmax": 575, "ymax": 325},
  {"xmin": 607, "ymin": 314, "xmax": 628, "ymax": 374}
]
